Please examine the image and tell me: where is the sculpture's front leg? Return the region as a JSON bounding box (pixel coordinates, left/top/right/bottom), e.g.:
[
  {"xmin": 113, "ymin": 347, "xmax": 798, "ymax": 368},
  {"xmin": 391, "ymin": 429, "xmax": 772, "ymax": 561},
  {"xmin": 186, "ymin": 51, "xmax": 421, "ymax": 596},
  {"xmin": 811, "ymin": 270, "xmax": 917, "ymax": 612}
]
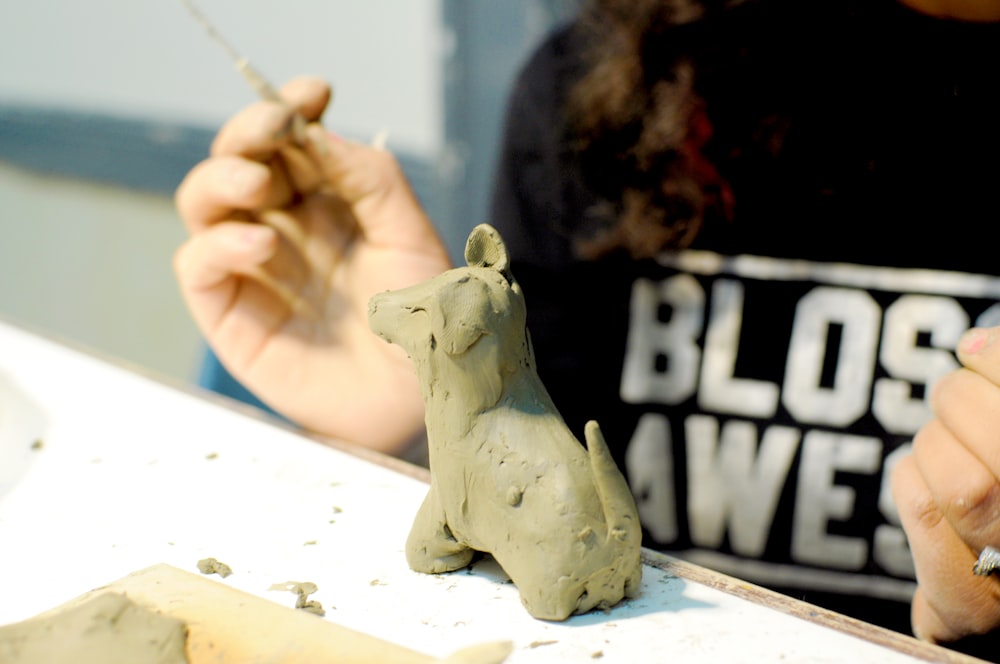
[{"xmin": 405, "ymin": 487, "xmax": 474, "ymax": 574}]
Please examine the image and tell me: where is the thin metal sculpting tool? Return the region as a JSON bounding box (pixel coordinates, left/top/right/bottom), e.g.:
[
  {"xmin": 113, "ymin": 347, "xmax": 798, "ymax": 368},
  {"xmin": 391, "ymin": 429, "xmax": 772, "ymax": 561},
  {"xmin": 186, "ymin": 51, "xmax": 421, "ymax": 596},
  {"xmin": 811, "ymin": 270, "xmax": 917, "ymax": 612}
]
[
  {"xmin": 181, "ymin": 0, "xmax": 307, "ymax": 143},
  {"xmin": 180, "ymin": 0, "xmax": 319, "ymax": 317}
]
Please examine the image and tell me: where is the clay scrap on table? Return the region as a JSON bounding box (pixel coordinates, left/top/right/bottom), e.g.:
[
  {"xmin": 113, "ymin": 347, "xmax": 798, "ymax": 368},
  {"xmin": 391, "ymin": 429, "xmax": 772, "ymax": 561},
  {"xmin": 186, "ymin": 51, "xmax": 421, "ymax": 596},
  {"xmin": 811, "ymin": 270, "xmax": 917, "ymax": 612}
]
[
  {"xmin": 368, "ymin": 224, "xmax": 643, "ymax": 621},
  {"xmin": 196, "ymin": 557, "xmax": 233, "ymax": 578},
  {"xmin": 269, "ymin": 580, "xmax": 326, "ymax": 616}
]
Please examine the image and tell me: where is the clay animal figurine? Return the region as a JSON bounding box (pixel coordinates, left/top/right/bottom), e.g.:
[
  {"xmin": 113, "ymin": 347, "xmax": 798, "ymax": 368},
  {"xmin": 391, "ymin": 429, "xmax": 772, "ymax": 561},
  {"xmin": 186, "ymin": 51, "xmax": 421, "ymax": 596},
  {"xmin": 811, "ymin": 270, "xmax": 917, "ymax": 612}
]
[{"xmin": 368, "ymin": 224, "xmax": 642, "ymax": 621}]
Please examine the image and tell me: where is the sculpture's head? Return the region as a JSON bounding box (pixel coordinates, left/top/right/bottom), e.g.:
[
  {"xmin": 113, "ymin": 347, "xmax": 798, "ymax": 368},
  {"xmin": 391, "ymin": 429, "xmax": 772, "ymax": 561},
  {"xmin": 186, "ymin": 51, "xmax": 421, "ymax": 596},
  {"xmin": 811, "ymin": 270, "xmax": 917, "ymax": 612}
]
[{"xmin": 368, "ymin": 225, "xmax": 534, "ymax": 403}]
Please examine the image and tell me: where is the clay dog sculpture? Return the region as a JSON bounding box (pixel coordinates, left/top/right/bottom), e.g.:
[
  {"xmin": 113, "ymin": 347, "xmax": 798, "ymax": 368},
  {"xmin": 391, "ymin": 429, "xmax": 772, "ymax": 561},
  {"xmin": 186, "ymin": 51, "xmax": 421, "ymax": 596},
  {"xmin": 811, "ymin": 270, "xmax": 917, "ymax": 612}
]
[{"xmin": 367, "ymin": 224, "xmax": 642, "ymax": 621}]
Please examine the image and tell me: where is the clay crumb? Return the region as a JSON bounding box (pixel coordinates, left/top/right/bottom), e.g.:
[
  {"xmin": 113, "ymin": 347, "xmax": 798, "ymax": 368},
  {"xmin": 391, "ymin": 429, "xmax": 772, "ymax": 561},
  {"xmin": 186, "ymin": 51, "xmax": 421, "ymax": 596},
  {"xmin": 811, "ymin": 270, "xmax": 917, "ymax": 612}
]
[
  {"xmin": 529, "ymin": 640, "xmax": 558, "ymax": 648},
  {"xmin": 269, "ymin": 581, "xmax": 325, "ymax": 616},
  {"xmin": 332, "ymin": 506, "xmax": 343, "ymax": 513},
  {"xmin": 205, "ymin": 452, "xmax": 219, "ymax": 460},
  {"xmin": 591, "ymin": 651, "xmax": 604, "ymax": 659},
  {"xmin": 30, "ymin": 439, "xmax": 43, "ymax": 451},
  {"xmin": 197, "ymin": 557, "xmax": 233, "ymax": 578},
  {"xmin": 296, "ymin": 598, "xmax": 325, "ymax": 616}
]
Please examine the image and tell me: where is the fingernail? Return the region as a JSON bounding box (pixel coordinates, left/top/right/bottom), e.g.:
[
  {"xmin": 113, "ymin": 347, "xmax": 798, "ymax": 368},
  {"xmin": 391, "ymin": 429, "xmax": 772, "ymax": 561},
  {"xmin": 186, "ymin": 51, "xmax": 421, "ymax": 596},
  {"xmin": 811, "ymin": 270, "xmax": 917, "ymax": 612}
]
[
  {"xmin": 959, "ymin": 327, "xmax": 994, "ymax": 355},
  {"xmin": 240, "ymin": 224, "xmax": 273, "ymax": 247}
]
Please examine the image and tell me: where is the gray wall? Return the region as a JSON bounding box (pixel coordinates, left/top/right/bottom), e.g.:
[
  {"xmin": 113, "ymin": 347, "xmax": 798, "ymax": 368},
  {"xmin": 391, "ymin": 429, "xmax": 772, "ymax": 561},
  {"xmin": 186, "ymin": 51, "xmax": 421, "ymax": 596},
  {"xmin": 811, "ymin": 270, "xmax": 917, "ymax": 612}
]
[
  {"xmin": 0, "ymin": 0, "xmax": 577, "ymax": 384},
  {"xmin": 0, "ymin": 1, "xmax": 445, "ymax": 154}
]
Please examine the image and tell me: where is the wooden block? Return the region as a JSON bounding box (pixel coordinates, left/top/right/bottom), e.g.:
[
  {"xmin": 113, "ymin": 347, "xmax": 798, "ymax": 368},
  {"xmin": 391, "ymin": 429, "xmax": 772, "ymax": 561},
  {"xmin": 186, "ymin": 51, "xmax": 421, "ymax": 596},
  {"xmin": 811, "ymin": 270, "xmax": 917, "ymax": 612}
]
[{"xmin": 0, "ymin": 564, "xmax": 512, "ymax": 664}]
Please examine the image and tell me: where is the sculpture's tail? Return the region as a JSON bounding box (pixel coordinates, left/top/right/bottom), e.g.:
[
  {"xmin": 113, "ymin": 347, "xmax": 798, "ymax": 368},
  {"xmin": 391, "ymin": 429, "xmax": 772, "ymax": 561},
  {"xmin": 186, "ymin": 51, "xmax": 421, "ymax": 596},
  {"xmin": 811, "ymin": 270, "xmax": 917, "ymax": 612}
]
[{"xmin": 584, "ymin": 420, "xmax": 641, "ymax": 547}]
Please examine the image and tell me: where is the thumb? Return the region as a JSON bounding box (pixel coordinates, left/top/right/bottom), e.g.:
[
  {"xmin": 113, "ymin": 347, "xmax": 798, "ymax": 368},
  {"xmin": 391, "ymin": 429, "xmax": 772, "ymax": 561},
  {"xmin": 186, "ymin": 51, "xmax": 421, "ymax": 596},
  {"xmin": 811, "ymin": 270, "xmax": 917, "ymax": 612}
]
[
  {"xmin": 302, "ymin": 124, "xmax": 399, "ymax": 206},
  {"xmin": 302, "ymin": 124, "xmax": 444, "ymax": 256}
]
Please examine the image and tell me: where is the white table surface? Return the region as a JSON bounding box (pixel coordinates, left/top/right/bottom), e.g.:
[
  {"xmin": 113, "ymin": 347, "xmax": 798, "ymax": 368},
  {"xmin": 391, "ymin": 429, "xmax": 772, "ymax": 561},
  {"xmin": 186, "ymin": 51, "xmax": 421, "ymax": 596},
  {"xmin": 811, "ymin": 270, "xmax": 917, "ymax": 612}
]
[{"xmin": 0, "ymin": 318, "xmax": 979, "ymax": 663}]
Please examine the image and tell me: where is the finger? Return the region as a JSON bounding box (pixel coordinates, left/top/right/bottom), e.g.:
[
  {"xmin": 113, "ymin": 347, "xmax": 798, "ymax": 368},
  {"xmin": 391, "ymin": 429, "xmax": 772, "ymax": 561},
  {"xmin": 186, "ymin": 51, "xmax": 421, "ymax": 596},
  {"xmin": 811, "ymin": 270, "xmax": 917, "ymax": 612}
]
[
  {"xmin": 931, "ymin": 368, "xmax": 1000, "ymax": 481},
  {"xmin": 174, "ymin": 222, "xmax": 277, "ymax": 291},
  {"xmin": 176, "ymin": 222, "xmax": 311, "ymax": 324},
  {"xmin": 302, "ymin": 124, "xmax": 386, "ymax": 204},
  {"xmin": 276, "ymin": 142, "xmax": 325, "ymax": 195},
  {"xmin": 174, "ymin": 222, "xmax": 307, "ymax": 373},
  {"xmin": 174, "ymin": 222, "xmax": 278, "ymax": 327},
  {"xmin": 278, "ymin": 76, "xmax": 333, "ymax": 122},
  {"xmin": 271, "ymin": 77, "xmax": 335, "ymax": 193},
  {"xmin": 957, "ymin": 326, "xmax": 1000, "ymax": 383},
  {"xmin": 910, "ymin": 588, "xmax": 958, "ymax": 644},
  {"xmin": 211, "ymin": 101, "xmax": 305, "ymax": 158},
  {"xmin": 913, "ymin": 417, "xmax": 1000, "ymax": 553},
  {"xmin": 301, "ymin": 124, "xmax": 436, "ymax": 251},
  {"xmin": 893, "ymin": 453, "xmax": 1000, "ymax": 642},
  {"xmin": 255, "ymin": 208, "xmax": 314, "ymax": 296},
  {"xmin": 175, "ymin": 156, "xmax": 289, "ymax": 232},
  {"xmin": 210, "ymin": 78, "xmax": 332, "ymax": 158}
]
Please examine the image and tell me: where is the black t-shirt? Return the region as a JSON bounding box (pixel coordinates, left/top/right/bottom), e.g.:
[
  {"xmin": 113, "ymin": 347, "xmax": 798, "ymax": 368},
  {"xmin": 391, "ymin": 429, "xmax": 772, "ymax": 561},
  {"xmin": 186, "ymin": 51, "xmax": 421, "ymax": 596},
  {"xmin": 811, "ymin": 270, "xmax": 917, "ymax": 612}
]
[{"xmin": 489, "ymin": 0, "xmax": 1000, "ymax": 636}]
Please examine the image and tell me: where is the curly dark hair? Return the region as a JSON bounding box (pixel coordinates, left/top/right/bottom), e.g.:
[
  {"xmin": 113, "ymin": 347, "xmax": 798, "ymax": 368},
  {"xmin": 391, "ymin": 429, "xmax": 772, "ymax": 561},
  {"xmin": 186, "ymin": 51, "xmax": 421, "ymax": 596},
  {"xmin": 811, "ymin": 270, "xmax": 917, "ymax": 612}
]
[{"xmin": 567, "ymin": 0, "xmax": 747, "ymax": 259}]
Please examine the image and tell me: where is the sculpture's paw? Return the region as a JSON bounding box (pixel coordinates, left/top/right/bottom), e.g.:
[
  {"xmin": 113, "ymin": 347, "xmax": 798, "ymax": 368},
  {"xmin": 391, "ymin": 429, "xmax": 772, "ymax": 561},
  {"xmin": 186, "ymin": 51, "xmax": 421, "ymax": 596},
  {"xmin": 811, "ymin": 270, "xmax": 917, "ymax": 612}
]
[
  {"xmin": 516, "ymin": 581, "xmax": 593, "ymax": 622},
  {"xmin": 624, "ymin": 563, "xmax": 643, "ymax": 599},
  {"xmin": 406, "ymin": 545, "xmax": 475, "ymax": 575},
  {"xmin": 517, "ymin": 560, "xmax": 643, "ymax": 622},
  {"xmin": 518, "ymin": 595, "xmax": 576, "ymax": 622},
  {"xmin": 572, "ymin": 584, "xmax": 625, "ymax": 617}
]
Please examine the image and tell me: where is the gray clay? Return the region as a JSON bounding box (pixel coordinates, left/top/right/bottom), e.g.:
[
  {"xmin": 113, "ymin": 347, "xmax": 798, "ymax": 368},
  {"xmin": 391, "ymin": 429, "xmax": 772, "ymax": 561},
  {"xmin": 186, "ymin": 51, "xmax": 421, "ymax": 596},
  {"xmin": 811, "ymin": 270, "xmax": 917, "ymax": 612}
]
[
  {"xmin": 269, "ymin": 581, "xmax": 326, "ymax": 616},
  {"xmin": 0, "ymin": 592, "xmax": 188, "ymax": 664},
  {"xmin": 368, "ymin": 224, "xmax": 642, "ymax": 621},
  {"xmin": 196, "ymin": 557, "xmax": 233, "ymax": 578}
]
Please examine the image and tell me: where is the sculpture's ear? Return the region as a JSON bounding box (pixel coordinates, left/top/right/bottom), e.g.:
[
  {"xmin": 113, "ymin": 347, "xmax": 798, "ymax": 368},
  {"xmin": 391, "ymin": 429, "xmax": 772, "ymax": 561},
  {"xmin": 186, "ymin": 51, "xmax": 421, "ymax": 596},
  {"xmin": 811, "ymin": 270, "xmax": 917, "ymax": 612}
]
[{"xmin": 464, "ymin": 224, "xmax": 511, "ymax": 277}]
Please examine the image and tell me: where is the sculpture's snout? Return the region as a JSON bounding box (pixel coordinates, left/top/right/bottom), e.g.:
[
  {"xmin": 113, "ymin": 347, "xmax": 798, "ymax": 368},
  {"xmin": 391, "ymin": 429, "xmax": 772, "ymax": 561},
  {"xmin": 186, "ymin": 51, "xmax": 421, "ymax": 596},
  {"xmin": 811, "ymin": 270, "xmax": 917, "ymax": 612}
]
[
  {"xmin": 367, "ymin": 291, "xmax": 394, "ymax": 341},
  {"xmin": 368, "ymin": 287, "xmax": 429, "ymax": 348}
]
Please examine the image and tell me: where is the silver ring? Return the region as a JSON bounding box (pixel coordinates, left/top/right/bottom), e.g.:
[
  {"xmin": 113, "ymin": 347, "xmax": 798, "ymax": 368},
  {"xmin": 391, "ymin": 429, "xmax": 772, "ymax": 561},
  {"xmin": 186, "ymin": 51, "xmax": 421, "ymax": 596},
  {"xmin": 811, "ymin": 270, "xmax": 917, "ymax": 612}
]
[{"xmin": 973, "ymin": 545, "xmax": 1000, "ymax": 576}]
